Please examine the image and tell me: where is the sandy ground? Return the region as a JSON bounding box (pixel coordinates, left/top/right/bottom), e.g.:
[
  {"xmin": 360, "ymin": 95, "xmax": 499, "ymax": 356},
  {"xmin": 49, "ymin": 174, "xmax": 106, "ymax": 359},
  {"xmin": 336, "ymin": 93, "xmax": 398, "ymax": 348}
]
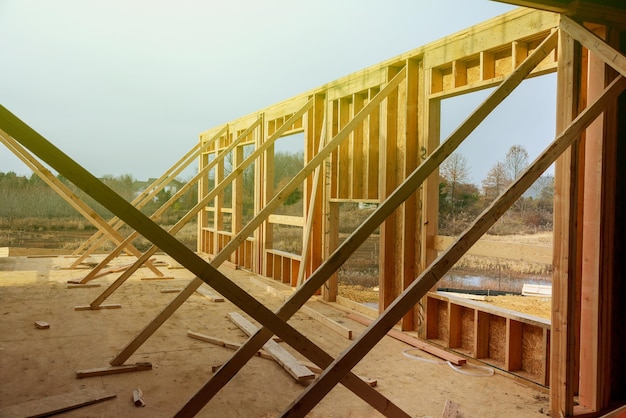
[{"xmin": 0, "ymin": 254, "xmax": 550, "ymax": 417}]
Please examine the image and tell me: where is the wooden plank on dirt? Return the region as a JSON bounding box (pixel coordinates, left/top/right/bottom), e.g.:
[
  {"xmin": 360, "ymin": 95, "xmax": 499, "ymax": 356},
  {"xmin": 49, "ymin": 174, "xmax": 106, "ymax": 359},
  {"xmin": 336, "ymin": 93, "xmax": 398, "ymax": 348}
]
[
  {"xmin": 161, "ymin": 287, "xmax": 184, "ymax": 293},
  {"xmin": 438, "ymin": 291, "xmax": 488, "ymax": 301},
  {"xmin": 188, "ymin": 331, "xmax": 272, "ymax": 359},
  {"xmin": 0, "ymin": 389, "xmax": 116, "ymax": 418},
  {"xmin": 300, "ymin": 305, "xmax": 352, "ymax": 340},
  {"xmin": 76, "ymin": 362, "xmax": 152, "ymax": 379},
  {"xmin": 141, "ymin": 276, "xmax": 174, "ymax": 281},
  {"xmin": 74, "ymin": 304, "xmax": 122, "ymax": 311},
  {"xmin": 347, "ymin": 313, "xmax": 467, "ymax": 365},
  {"xmin": 67, "ymin": 283, "xmax": 101, "ymax": 289},
  {"xmin": 227, "ymin": 312, "xmax": 315, "ymax": 382},
  {"xmin": 195, "ymin": 285, "xmax": 225, "ymax": 302},
  {"xmin": 34, "ymin": 321, "xmax": 50, "ymax": 329},
  {"xmin": 187, "ymin": 330, "xmax": 377, "ymax": 387},
  {"xmin": 251, "ymin": 277, "xmax": 351, "ymax": 339}
]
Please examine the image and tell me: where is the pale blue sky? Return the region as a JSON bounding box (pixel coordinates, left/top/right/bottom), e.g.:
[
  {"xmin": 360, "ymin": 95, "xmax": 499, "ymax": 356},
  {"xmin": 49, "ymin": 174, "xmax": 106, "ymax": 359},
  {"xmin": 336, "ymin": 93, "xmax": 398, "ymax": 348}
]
[{"xmin": 0, "ymin": 1, "xmax": 554, "ymax": 184}]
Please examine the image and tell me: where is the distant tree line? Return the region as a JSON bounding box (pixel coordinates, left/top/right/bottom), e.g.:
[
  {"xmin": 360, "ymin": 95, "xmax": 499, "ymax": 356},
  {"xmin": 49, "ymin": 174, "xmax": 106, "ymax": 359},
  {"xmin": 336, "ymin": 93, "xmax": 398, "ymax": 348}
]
[
  {"xmin": 439, "ymin": 144, "xmax": 554, "ymax": 235},
  {"xmin": 0, "ymin": 145, "xmax": 552, "ymax": 236},
  {"xmin": 0, "ymin": 171, "xmax": 197, "ymax": 226},
  {"xmin": 0, "ymin": 150, "xmax": 305, "ymax": 229}
]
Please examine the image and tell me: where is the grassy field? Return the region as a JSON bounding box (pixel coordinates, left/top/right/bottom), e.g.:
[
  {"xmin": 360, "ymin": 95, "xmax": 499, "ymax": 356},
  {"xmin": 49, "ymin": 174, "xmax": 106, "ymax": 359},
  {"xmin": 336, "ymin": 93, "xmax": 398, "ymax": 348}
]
[{"xmin": 0, "ymin": 217, "xmax": 198, "ymax": 252}]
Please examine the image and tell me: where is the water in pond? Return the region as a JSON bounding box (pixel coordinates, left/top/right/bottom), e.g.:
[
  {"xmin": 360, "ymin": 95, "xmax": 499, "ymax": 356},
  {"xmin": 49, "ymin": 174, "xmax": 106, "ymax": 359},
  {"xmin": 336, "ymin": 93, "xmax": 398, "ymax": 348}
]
[{"xmin": 439, "ymin": 272, "xmax": 551, "ymax": 294}]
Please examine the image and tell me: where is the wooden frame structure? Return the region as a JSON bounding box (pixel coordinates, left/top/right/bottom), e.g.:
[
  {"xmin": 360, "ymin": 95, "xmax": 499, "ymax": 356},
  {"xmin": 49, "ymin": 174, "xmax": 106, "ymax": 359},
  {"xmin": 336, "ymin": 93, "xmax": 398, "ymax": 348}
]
[{"xmin": 2, "ymin": 5, "xmax": 626, "ymax": 417}]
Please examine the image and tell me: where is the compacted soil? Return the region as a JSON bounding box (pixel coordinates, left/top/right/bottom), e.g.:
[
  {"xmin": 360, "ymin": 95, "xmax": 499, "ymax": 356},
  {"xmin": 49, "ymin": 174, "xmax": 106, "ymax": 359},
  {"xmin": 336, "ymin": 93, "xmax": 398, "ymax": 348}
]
[{"xmin": 0, "ymin": 254, "xmax": 550, "ymax": 417}]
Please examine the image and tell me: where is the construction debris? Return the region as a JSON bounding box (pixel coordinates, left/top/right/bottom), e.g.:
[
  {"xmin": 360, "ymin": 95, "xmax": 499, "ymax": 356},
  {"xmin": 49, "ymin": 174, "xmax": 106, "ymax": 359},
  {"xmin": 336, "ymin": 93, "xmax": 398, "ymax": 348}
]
[
  {"xmin": 133, "ymin": 388, "xmax": 146, "ymax": 407},
  {"xmin": 0, "ymin": 389, "xmax": 116, "ymax": 417}
]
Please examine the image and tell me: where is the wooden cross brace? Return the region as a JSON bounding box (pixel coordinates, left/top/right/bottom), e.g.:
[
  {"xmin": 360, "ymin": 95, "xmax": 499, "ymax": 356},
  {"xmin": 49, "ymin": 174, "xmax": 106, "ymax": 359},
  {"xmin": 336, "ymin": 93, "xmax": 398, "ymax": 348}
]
[{"xmin": 0, "ymin": 82, "xmax": 409, "ymax": 417}]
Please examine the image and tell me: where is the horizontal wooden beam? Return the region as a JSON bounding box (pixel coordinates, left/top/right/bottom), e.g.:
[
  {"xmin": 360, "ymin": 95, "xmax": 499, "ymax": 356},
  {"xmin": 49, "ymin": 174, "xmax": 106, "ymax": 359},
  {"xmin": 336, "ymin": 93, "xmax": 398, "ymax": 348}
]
[
  {"xmin": 268, "ymin": 214, "xmax": 304, "ymax": 227},
  {"xmin": 200, "ymin": 9, "xmax": 555, "ymax": 135}
]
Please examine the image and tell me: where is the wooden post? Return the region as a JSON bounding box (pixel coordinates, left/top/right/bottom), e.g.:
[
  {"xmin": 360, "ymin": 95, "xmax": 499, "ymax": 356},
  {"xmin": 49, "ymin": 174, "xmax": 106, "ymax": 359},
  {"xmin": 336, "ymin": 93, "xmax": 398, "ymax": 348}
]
[
  {"xmin": 379, "ymin": 66, "xmax": 400, "ymax": 312},
  {"xmin": 418, "ymin": 67, "xmax": 442, "ymax": 339},
  {"xmin": 338, "ymin": 97, "xmax": 351, "ymax": 199},
  {"xmin": 262, "ymin": 118, "xmax": 275, "ymax": 277},
  {"xmin": 400, "ymin": 58, "xmax": 420, "ymax": 331},
  {"xmin": 198, "ymin": 149, "xmax": 209, "ymax": 253},
  {"xmin": 352, "ymin": 92, "xmax": 365, "ymax": 198},
  {"xmin": 475, "ymin": 310, "xmax": 490, "ymax": 359},
  {"xmin": 578, "ymin": 24, "xmax": 606, "ymax": 412},
  {"xmin": 550, "ymin": 26, "xmax": 581, "ymax": 418},
  {"xmin": 232, "ymin": 138, "xmax": 243, "ymax": 264},
  {"xmin": 322, "ymin": 100, "xmax": 338, "ymax": 301},
  {"xmin": 505, "ymin": 319, "xmax": 523, "ymax": 372},
  {"xmin": 297, "ymin": 103, "xmax": 326, "ymax": 287},
  {"xmin": 253, "ymin": 114, "xmax": 265, "ymax": 274},
  {"xmin": 299, "ymin": 94, "xmax": 326, "ymax": 286},
  {"xmin": 321, "ymin": 201, "xmax": 338, "ymax": 302}
]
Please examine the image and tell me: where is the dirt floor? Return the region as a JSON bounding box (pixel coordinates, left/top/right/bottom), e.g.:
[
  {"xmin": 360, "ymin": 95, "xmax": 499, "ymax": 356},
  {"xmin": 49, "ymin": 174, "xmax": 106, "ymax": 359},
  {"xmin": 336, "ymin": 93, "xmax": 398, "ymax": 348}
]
[{"xmin": 0, "ymin": 254, "xmax": 550, "ymax": 417}]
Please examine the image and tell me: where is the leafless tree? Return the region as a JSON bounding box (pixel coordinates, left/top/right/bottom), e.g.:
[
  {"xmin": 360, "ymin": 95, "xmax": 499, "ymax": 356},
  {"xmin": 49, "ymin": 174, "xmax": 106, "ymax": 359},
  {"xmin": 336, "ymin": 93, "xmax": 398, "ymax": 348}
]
[
  {"xmin": 503, "ymin": 144, "xmax": 529, "ymax": 181},
  {"xmin": 482, "ymin": 161, "xmax": 509, "ymax": 202},
  {"xmin": 440, "ymin": 153, "xmax": 470, "ymax": 216}
]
